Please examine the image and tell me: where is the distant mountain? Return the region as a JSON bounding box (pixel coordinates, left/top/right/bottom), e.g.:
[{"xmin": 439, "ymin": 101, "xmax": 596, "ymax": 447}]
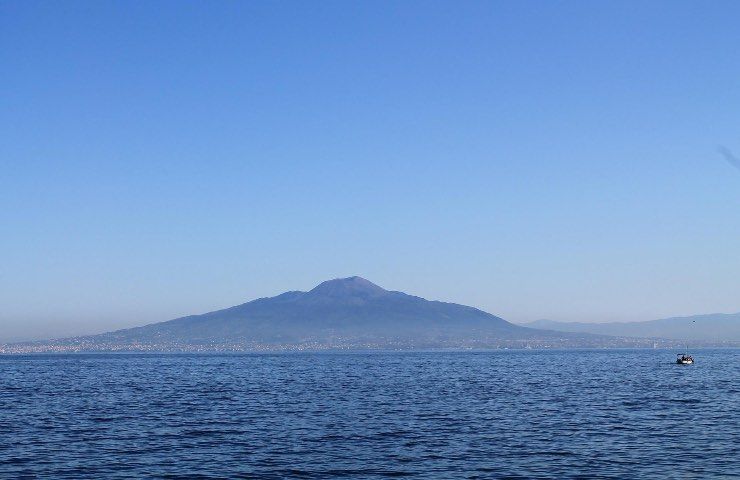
[
  {"xmin": 2, "ymin": 276, "xmax": 649, "ymax": 353},
  {"xmin": 92, "ymin": 277, "xmax": 545, "ymax": 345},
  {"xmin": 524, "ymin": 313, "xmax": 740, "ymax": 342}
]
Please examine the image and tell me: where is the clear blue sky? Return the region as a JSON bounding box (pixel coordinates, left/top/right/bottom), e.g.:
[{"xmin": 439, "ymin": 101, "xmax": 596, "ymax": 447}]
[{"xmin": 2, "ymin": 1, "xmax": 740, "ymax": 341}]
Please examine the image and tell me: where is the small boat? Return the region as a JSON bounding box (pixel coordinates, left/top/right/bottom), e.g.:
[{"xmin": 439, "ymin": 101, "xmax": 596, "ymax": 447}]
[
  {"xmin": 676, "ymin": 354, "xmax": 694, "ymax": 365},
  {"xmin": 677, "ymin": 329, "xmax": 695, "ymax": 365}
]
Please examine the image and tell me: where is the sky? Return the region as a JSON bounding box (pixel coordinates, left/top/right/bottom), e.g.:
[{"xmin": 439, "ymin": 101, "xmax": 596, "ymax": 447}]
[{"xmin": 2, "ymin": 1, "xmax": 740, "ymax": 341}]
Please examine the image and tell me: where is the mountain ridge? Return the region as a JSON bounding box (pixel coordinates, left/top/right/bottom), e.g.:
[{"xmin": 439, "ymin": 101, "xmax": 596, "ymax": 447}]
[{"xmin": 523, "ymin": 313, "xmax": 740, "ymax": 341}]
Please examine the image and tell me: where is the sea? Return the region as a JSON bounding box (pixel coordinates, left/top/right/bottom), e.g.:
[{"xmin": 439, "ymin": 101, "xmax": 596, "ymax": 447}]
[{"xmin": 1, "ymin": 349, "xmax": 738, "ymax": 479}]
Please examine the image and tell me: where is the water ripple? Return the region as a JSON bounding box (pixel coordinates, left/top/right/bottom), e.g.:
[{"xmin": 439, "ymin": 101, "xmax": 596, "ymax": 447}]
[{"xmin": 1, "ymin": 349, "xmax": 738, "ymax": 478}]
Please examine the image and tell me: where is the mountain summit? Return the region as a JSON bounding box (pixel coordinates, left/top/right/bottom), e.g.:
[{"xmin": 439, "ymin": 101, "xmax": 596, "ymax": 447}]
[{"xmin": 307, "ymin": 276, "xmax": 389, "ymax": 299}]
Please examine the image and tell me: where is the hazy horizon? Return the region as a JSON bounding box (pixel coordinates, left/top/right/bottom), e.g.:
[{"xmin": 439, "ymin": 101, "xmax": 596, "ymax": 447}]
[
  {"xmin": 3, "ymin": 1, "xmax": 740, "ymax": 341},
  {"xmin": 2, "ymin": 275, "xmax": 739, "ymax": 343}
]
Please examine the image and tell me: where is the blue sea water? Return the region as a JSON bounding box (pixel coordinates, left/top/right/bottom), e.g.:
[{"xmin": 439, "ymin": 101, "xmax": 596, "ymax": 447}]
[{"xmin": 1, "ymin": 350, "xmax": 738, "ymax": 479}]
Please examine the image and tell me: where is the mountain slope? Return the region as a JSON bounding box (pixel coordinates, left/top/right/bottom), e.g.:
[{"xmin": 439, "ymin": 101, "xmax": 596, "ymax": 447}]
[
  {"xmin": 524, "ymin": 313, "xmax": 740, "ymax": 341},
  {"xmin": 98, "ymin": 276, "xmax": 537, "ymax": 344}
]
